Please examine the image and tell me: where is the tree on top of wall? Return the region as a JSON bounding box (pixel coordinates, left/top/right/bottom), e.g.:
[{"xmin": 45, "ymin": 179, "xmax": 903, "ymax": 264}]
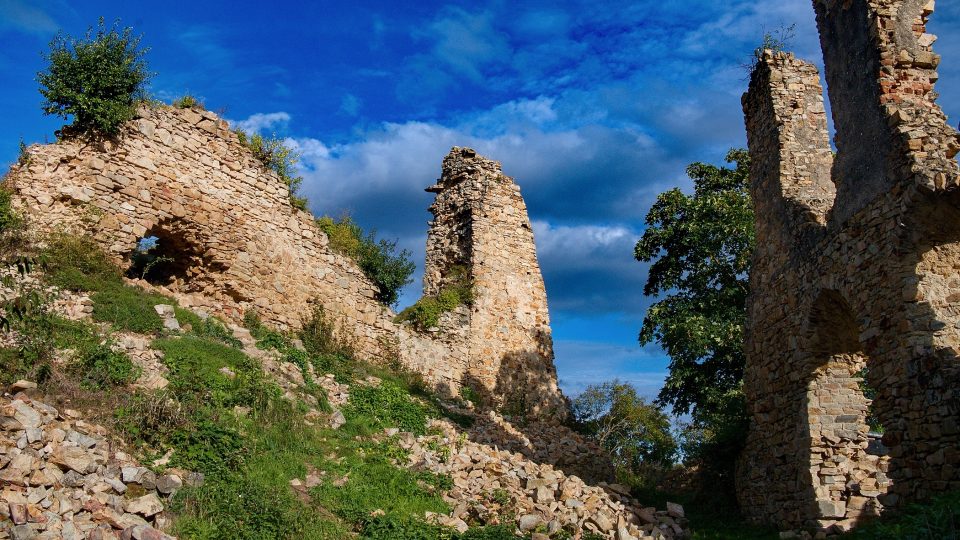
[{"xmin": 37, "ymin": 18, "xmax": 151, "ymax": 136}]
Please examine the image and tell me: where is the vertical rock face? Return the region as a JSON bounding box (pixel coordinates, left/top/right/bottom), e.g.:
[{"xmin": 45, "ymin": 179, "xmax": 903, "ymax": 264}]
[
  {"xmin": 5, "ymin": 109, "xmax": 566, "ymax": 418},
  {"xmin": 424, "ymin": 147, "xmax": 566, "ymax": 418},
  {"xmin": 739, "ymin": 0, "xmax": 960, "ymax": 531}
]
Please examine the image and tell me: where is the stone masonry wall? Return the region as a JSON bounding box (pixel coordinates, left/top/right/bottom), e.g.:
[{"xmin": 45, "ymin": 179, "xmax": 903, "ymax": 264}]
[
  {"xmin": 424, "ymin": 148, "xmax": 566, "ymax": 417},
  {"xmin": 5, "ymin": 106, "xmax": 566, "ymax": 416},
  {"xmin": 738, "ymin": 0, "xmax": 960, "ymax": 532}
]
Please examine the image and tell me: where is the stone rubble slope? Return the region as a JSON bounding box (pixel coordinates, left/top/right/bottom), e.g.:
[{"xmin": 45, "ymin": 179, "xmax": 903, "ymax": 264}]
[
  {"xmin": 393, "ymin": 419, "xmax": 689, "ymax": 540},
  {"xmin": 3, "ymin": 267, "xmax": 687, "ymax": 539},
  {"xmin": 0, "ymin": 391, "xmax": 181, "ymax": 540}
]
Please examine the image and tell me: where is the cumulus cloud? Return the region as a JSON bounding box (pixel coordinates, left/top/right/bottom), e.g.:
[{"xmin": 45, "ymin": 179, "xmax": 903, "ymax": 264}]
[{"xmin": 229, "ymin": 112, "xmax": 291, "ymax": 135}]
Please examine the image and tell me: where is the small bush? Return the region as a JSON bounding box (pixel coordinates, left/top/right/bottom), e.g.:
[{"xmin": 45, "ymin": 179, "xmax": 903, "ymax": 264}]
[
  {"xmin": 37, "ymin": 18, "xmax": 150, "ymax": 135},
  {"xmin": 172, "ymin": 95, "xmax": 204, "ymax": 110},
  {"xmin": 0, "ymin": 186, "xmax": 21, "ymax": 235},
  {"xmin": 17, "ymin": 139, "xmax": 31, "ymax": 166},
  {"xmin": 396, "ymin": 266, "xmax": 473, "ymax": 331},
  {"xmin": 317, "ymin": 215, "xmax": 415, "ymax": 306},
  {"xmin": 72, "ymin": 340, "xmax": 140, "ymax": 388},
  {"xmin": 41, "ymin": 234, "xmax": 121, "ymax": 292},
  {"xmin": 235, "ymin": 129, "xmax": 308, "ymax": 211},
  {"xmin": 299, "ymin": 305, "xmax": 353, "ymax": 358},
  {"xmin": 91, "ymin": 286, "xmax": 167, "ymax": 334},
  {"xmin": 345, "ymin": 381, "xmax": 431, "ymax": 435},
  {"xmin": 176, "ymin": 308, "xmax": 242, "ymax": 348}
]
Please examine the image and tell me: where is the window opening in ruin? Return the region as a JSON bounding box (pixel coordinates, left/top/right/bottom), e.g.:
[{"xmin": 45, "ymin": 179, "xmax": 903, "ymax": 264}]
[
  {"xmin": 126, "ymin": 227, "xmax": 203, "ymax": 287},
  {"xmin": 805, "ymin": 289, "xmax": 888, "ymax": 522}
]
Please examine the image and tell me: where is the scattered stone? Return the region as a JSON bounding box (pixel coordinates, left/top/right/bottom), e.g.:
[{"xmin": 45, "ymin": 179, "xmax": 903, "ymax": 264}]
[
  {"xmin": 9, "ymin": 380, "xmax": 37, "ymax": 393},
  {"xmin": 155, "ymin": 474, "xmax": 182, "ymax": 495}
]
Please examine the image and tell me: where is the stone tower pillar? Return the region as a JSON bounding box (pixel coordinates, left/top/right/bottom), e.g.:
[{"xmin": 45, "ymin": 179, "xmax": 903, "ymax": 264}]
[
  {"xmin": 738, "ymin": 0, "xmax": 960, "ymax": 532},
  {"xmin": 424, "ymin": 147, "xmax": 567, "ymax": 418}
]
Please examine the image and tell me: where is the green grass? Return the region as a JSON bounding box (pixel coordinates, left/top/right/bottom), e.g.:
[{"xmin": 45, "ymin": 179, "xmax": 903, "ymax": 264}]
[
  {"xmin": 117, "ymin": 330, "xmax": 476, "ymax": 538},
  {"xmin": 843, "ymin": 491, "xmax": 959, "ymax": 540},
  {"xmin": 24, "ymin": 234, "xmax": 512, "ymax": 538}
]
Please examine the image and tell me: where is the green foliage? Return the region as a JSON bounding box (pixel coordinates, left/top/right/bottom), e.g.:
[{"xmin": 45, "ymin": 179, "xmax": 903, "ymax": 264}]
[
  {"xmin": 71, "ymin": 340, "xmax": 140, "ymax": 388},
  {"xmin": 172, "ymin": 95, "xmax": 204, "ymax": 109},
  {"xmin": 317, "ymin": 215, "xmax": 416, "ymax": 306},
  {"xmin": 17, "ymin": 139, "xmax": 31, "ymax": 166},
  {"xmin": 235, "ymin": 129, "xmax": 308, "ymax": 211},
  {"xmin": 572, "ymin": 380, "xmax": 677, "ymax": 467},
  {"xmin": 749, "ymin": 24, "xmax": 797, "ymax": 67},
  {"xmin": 856, "ymin": 367, "xmax": 883, "ymax": 433},
  {"xmin": 635, "ymin": 149, "xmax": 752, "ymax": 496},
  {"xmin": 345, "ymin": 381, "xmax": 431, "ymax": 435},
  {"xmin": 153, "ymin": 336, "xmax": 275, "ymax": 417},
  {"xmin": 299, "ymin": 305, "xmax": 354, "ymax": 358},
  {"xmin": 0, "ymin": 185, "xmax": 23, "ymax": 249},
  {"xmin": 635, "ymin": 149, "xmax": 752, "ymax": 420},
  {"xmin": 396, "ymin": 266, "xmax": 473, "ymax": 331},
  {"xmin": 40, "ymin": 233, "xmax": 121, "ymax": 292},
  {"xmin": 37, "ymin": 18, "xmax": 150, "ymax": 135},
  {"xmin": 39, "ymin": 233, "xmax": 190, "ymax": 334},
  {"xmin": 91, "ymin": 287, "xmax": 169, "ymax": 334},
  {"xmin": 844, "ymin": 490, "xmax": 959, "ymax": 540},
  {"xmin": 176, "ymin": 308, "xmax": 242, "ymax": 348}
]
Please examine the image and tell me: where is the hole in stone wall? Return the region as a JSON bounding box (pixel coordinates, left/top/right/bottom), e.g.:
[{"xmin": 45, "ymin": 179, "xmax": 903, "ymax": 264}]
[
  {"xmin": 805, "ymin": 289, "xmax": 889, "ymax": 524},
  {"xmin": 127, "ymin": 226, "xmax": 206, "ymax": 287}
]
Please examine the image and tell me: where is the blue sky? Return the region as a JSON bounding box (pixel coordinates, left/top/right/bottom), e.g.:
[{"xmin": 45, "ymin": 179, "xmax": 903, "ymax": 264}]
[{"xmin": 2, "ymin": 0, "xmax": 959, "ymax": 403}]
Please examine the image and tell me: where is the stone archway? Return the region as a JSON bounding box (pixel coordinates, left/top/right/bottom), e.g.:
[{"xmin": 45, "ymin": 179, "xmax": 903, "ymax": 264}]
[
  {"xmin": 126, "ymin": 221, "xmax": 220, "ymax": 291},
  {"xmin": 803, "ymin": 290, "xmax": 889, "ymax": 526}
]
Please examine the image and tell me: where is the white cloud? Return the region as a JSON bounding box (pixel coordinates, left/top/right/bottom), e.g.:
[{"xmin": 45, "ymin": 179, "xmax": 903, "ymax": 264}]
[
  {"xmin": 0, "ymin": 0, "xmax": 58, "ymax": 36},
  {"xmin": 229, "ymin": 112, "xmax": 291, "ymax": 135},
  {"xmin": 532, "ymin": 221, "xmax": 635, "ymax": 261}
]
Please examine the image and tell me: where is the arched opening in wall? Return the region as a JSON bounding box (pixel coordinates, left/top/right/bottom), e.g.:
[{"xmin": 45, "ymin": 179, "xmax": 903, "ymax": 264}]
[
  {"xmin": 126, "ymin": 224, "xmax": 209, "ymax": 289},
  {"xmin": 804, "ymin": 290, "xmax": 889, "ymax": 526}
]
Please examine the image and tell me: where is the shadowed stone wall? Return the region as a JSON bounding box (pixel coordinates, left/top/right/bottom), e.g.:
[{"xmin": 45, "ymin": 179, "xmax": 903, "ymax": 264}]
[
  {"xmin": 5, "ymin": 106, "xmax": 566, "ymax": 417},
  {"xmin": 738, "ymin": 0, "xmax": 960, "ymax": 532}
]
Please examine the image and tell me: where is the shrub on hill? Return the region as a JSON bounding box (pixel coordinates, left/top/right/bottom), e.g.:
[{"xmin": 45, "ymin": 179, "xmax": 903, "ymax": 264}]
[
  {"xmin": 235, "ymin": 129, "xmax": 308, "ymax": 211},
  {"xmin": 396, "ymin": 265, "xmax": 473, "ymax": 331},
  {"xmin": 317, "ymin": 215, "xmax": 416, "ymax": 307},
  {"xmin": 37, "ymin": 18, "xmax": 150, "ymax": 136}
]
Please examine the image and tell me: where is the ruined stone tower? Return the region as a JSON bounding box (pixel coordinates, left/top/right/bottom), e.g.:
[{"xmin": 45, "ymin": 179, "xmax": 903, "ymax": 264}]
[
  {"xmin": 738, "ymin": 0, "xmax": 960, "ymax": 531},
  {"xmin": 424, "ymin": 147, "xmax": 565, "ymax": 416}
]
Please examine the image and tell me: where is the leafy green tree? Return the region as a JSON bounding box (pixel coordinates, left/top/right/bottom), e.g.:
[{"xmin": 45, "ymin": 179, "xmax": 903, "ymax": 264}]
[
  {"xmin": 37, "ymin": 18, "xmax": 150, "ymax": 135},
  {"xmin": 572, "ymin": 380, "xmax": 676, "ymax": 467},
  {"xmin": 317, "ymin": 215, "xmax": 415, "ymax": 307},
  {"xmin": 634, "ymin": 149, "xmax": 753, "ymax": 421}
]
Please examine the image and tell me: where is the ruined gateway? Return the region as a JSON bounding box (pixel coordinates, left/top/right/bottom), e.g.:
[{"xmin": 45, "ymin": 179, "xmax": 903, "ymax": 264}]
[
  {"xmin": 738, "ymin": 0, "xmax": 960, "ymax": 531},
  {"xmin": 6, "ymin": 107, "xmax": 567, "ymax": 418}
]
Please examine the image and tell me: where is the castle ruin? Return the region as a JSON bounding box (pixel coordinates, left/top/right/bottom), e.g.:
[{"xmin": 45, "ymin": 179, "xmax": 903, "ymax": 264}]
[
  {"xmin": 738, "ymin": 0, "xmax": 960, "ymax": 531},
  {"xmin": 6, "ymin": 107, "xmax": 567, "ymax": 417}
]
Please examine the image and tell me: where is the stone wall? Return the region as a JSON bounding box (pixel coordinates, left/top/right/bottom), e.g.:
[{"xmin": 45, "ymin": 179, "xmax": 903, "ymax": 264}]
[
  {"xmin": 5, "ymin": 106, "xmax": 566, "ymax": 416},
  {"xmin": 738, "ymin": 0, "xmax": 960, "ymax": 532}
]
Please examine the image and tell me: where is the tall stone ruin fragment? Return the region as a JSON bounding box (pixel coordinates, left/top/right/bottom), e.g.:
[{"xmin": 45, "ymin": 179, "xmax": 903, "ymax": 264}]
[
  {"xmin": 738, "ymin": 0, "xmax": 960, "ymax": 531},
  {"xmin": 424, "ymin": 147, "xmax": 565, "ymax": 416},
  {"xmin": 5, "ymin": 107, "xmax": 567, "ymax": 419}
]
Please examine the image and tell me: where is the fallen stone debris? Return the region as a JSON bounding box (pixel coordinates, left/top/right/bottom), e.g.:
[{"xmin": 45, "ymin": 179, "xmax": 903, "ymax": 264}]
[
  {"xmin": 399, "ymin": 419, "xmax": 689, "ymax": 539},
  {"xmin": 0, "ymin": 392, "xmax": 180, "ymax": 540}
]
